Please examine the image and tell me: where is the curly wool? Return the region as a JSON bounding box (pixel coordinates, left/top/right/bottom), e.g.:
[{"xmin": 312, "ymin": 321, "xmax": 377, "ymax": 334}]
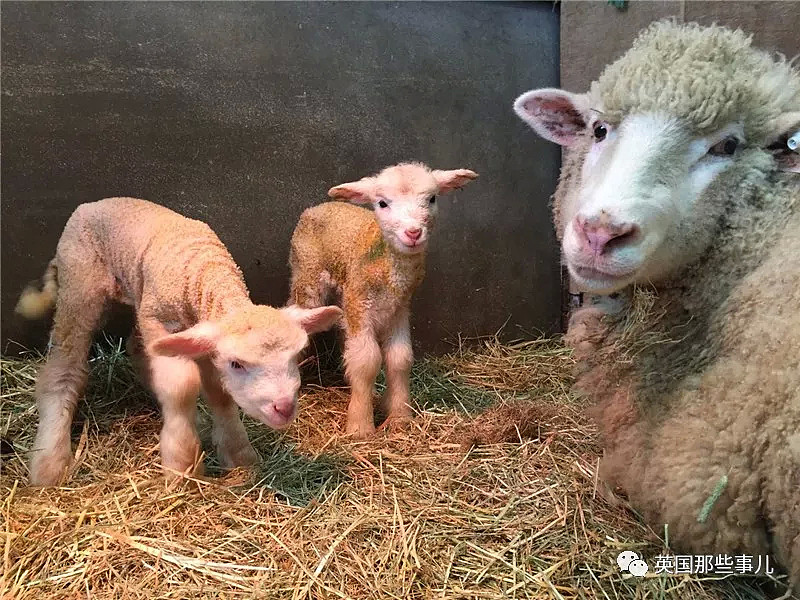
[{"xmin": 591, "ymin": 20, "xmax": 800, "ymax": 141}]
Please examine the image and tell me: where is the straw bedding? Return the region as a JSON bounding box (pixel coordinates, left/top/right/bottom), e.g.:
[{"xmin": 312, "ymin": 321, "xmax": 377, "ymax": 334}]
[{"xmin": 0, "ymin": 337, "xmax": 780, "ymax": 599}]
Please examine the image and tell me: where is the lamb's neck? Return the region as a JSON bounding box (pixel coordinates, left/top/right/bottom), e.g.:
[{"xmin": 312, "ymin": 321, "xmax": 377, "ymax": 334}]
[
  {"xmin": 387, "ymin": 249, "xmax": 426, "ymax": 298},
  {"xmin": 188, "ymin": 260, "xmax": 252, "ymax": 323}
]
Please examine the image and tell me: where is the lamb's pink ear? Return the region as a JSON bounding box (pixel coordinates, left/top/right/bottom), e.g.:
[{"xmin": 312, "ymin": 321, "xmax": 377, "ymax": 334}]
[
  {"xmin": 513, "ymin": 88, "xmax": 589, "ymax": 147},
  {"xmin": 282, "ymin": 305, "xmax": 343, "ymax": 334},
  {"xmin": 767, "ymin": 111, "xmax": 800, "ymax": 173},
  {"xmin": 148, "ymin": 322, "xmax": 221, "ymax": 358},
  {"xmin": 328, "ymin": 178, "xmax": 377, "ymax": 204},
  {"xmin": 432, "ymin": 169, "xmax": 479, "ymax": 193}
]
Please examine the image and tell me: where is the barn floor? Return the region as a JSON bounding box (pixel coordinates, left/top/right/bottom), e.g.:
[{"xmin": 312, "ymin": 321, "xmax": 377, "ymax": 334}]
[{"xmin": 0, "ymin": 338, "xmax": 782, "ymax": 599}]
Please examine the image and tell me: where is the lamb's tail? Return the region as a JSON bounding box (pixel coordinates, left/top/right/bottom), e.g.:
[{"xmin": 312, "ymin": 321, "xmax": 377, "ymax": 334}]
[{"xmin": 16, "ymin": 260, "xmax": 58, "ymax": 319}]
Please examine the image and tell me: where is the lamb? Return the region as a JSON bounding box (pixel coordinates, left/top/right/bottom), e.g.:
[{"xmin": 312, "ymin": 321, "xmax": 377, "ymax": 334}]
[
  {"xmin": 513, "ymin": 22, "xmax": 800, "ymax": 587},
  {"xmin": 16, "ymin": 197, "xmax": 342, "ymax": 486},
  {"xmin": 288, "ymin": 163, "xmax": 478, "ymax": 437}
]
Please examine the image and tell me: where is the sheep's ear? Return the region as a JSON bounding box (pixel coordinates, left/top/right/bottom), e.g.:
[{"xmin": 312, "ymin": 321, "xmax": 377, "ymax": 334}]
[
  {"xmin": 148, "ymin": 322, "xmax": 221, "ymax": 358},
  {"xmin": 513, "ymin": 88, "xmax": 589, "ymax": 147},
  {"xmin": 328, "ymin": 178, "xmax": 376, "ymax": 204},
  {"xmin": 432, "ymin": 169, "xmax": 479, "ymax": 193},
  {"xmin": 282, "ymin": 305, "xmax": 343, "ymax": 334},
  {"xmin": 766, "ymin": 111, "xmax": 800, "ymax": 173}
]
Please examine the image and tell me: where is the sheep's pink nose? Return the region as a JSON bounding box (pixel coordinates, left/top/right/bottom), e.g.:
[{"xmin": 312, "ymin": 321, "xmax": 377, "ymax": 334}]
[
  {"xmin": 272, "ymin": 397, "xmax": 295, "ymax": 419},
  {"xmin": 575, "ymin": 215, "xmax": 637, "ymax": 255},
  {"xmin": 405, "ymin": 228, "xmax": 422, "ymax": 241}
]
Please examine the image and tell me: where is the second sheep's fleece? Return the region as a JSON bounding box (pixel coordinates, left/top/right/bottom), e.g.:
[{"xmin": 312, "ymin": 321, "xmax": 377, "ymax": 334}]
[
  {"xmin": 16, "ymin": 198, "xmax": 342, "ymax": 486},
  {"xmin": 514, "ymin": 21, "xmax": 800, "ymax": 587},
  {"xmin": 288, "ymin": 163, "xmax": 478, "ymax": 437}
]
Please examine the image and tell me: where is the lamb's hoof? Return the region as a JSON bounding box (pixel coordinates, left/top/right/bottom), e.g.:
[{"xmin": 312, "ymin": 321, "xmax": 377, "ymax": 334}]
[
  {"xmin": 378, "ymin": 415, "xmax": 413, "ymax": 436},
  {"xmin": 218, "ymin": 443, "xmax": 260, "ymax": 470},
  {"xmin": 346, "ymin": 420, "xmax": 376, "ymax": 439},
  {"xmin": 28, "ymin": 450, "xmax": 72, "ymax": 487},
  {"xmin": 379, "ymin": 395, "xmax": 412, "ymax": 416},
  {"xmin": 163, "ymin": 459, "xmax": 205, "ymax": 484}
]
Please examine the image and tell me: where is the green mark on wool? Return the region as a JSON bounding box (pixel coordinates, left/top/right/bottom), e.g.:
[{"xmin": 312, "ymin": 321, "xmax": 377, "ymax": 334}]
[
  {"xmin": 365, "ymin": 238, "xmax": 387, "ymax": 262},
  {"xmin": 697, "ymin": 474, "xmax": 728, "ymax": 524}
]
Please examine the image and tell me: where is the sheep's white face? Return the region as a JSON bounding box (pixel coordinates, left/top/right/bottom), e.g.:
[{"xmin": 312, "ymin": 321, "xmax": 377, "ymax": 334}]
[
  {"xmin": 328, "ymin": 163, "xmax": 478, "ymax": 256},
  {"xmin": 559, "ymin": 113, "xmax": 743, "ymax": 293},
  {"xmin": 149, "ymin": 305, "xmax": 342, "ymax": 429},
  {"xmin": 513, "ymin": 88, "xmax": 793, "ymax": 294}
]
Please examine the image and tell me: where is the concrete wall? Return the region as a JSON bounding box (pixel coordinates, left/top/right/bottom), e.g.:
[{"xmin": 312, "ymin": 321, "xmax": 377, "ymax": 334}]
[
  {"xmin": 561, "ymin": 0, "xmax": 799, "ymax": 93},
  {"xmin": 1, "ymin": 2, "xmax": 562, "ymax": 355}
]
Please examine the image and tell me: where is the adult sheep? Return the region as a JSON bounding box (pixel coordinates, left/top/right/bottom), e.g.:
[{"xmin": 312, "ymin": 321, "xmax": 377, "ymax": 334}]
[{"xmin": 514, "ymin": 21, "xmax": 800, "ymax": 587}]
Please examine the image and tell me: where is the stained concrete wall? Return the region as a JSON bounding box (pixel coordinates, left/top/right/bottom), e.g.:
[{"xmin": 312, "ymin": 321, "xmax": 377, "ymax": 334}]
[{"xmin": 1, "ymin": 1, "xmax": 562, "ymax": 355}]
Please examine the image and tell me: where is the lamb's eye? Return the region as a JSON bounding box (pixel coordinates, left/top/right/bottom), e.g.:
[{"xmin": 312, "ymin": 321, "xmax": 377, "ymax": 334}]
[
  {"xmin": 593, "ymin": 123, "xmax": 609, "ymax": 141},
  {"xmin": 709, "ymin": 137, "xmax": 739, "ymax": 156},
  {"xmin": 378, "ymin": 200, "xmax": 389, "ymax": 209},
  {"xmin": 230, "ymin": 361, "xmax": 244, "ymax": 371},
  {"xmin": 429, "ymin": 195, "xmax": 436, "ymax": 204}
]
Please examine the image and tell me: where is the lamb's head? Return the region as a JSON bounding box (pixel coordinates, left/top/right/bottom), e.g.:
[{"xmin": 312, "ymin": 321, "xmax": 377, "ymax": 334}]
[
  {"xmin": 514, "ymin": 21, "xmax": 800, "ymax": 294},
  {"xmin": 149, "ymin": 304, "xmax": 342, "ymax": 428},
  {"xmin": 328, "ymin": 162, "xmax": 478, "ymax": 255}
]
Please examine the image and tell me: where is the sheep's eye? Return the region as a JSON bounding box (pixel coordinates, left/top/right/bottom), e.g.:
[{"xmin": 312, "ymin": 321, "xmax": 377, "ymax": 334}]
[
  {"xmin": 593, "ymin": 123, "xmax": 608, "ymax": 141},
  {"xmin": 378, "ymin": 200, "xmax": 389, "ymax": 209},
  {"xmin": 429, "ymin": 195, "xmax": 436, "ymax": 204},
  {"xmin": 709, "ymin": 137, "xmax": 739, "ymax": 156},
  {"xmin": 230, "ymin": 361, "xmax": 245, "ymax": 371}
]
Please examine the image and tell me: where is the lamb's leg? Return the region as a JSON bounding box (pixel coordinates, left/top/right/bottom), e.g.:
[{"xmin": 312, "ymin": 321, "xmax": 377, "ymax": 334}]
[
  {"xmin": 125, "ymin": 326, "xmax": 149, "ymax": 387},
  {"xmin": 288, "ymin": 259, "xmax": 329, "ymax": 309},
  {"xmin": 343, "ymin": 330, "xmax": 382, "ymax": 438},
  {"xmin": 288, "ymin": 264, "xmax": 336, "ymax": 369},
  {"xmin": 29, "ymin": 295, "xmax": 106, "ymax": 486},
  {"xmin": 379, "ymin": 311, "xmax": 414, "ymax": 428},
  {"xmin": 199, "ymin": 366, "xmax": 259, "ymax": 469},
  {"xmin": 139, "ymin": 319, "xmax": 203, "ymax": 479}
]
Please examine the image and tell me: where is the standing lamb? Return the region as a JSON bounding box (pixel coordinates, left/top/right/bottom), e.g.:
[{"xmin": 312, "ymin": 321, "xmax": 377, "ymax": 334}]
[
  {"xmin": 288, "ymin": 163, "xmax": 478, "ymax": 437},
  {"xmin": 513, "ymin": 22, "xmax": 800, "ymax": 587},
  {"xmin": 16, "ymin": 197, "xmax": 342, "ymax": 486}
]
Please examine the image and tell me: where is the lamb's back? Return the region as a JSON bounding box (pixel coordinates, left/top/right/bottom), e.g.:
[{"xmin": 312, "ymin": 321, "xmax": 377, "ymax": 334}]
[
  {"xmin": 59, "ymin": 197, "xmax": 243, "ymax": 311},
  {"xmin": 292, "ymin": 202, "xmax": 382, "ymax": 277}
]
